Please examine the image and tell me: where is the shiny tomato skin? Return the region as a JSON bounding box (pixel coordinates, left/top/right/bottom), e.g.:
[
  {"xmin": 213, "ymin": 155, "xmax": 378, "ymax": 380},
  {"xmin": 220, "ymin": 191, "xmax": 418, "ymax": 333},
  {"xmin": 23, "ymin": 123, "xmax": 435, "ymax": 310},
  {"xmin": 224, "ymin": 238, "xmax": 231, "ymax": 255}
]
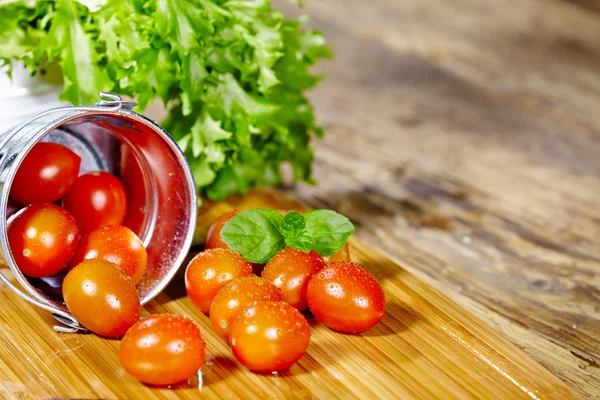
[
  {"xmin": 307, "ymin": 262, "xmax": 386, "ymax": 333},
  {"xmin": 324, "ymin": 242, "xmax": 351, "ymax": 263},
  {"xmin": 262, "ymin": 248, "xmax": 325, "ymax": 311},
  {"xmin": 185, "ymin": 248, "xmax": 253, "ymax": 314},
  {"xmin": 205, "ymin": 210, "xmax": 238, "ymax": 250},
  {"xmin": 210, "ymin": 275, "xmax": 283, "ymax": 343},
  {"xmin": 69, "ymin": 225, "xmax": 147, "ymax": 283},
  {"xmin": 8, "ymin": 203, "xmax": 80, "ymax": 278},
  {"xmin": 119, "ymin": 314, "xmax": 205, "ymax": 386},
  {"xmin": 230, "ymin": 301, "xmax": 310, "ymax": 373},
  {"xmin": 63, "ymin": 258, "xmax": 140, "ymax": 337},
  {"xmin": 10, "ymin": 142, "xmax": 81, "ymax": 205},
  {"xmin": 62, "ymin": 171, "xmax": 127, "ymax": 234}
]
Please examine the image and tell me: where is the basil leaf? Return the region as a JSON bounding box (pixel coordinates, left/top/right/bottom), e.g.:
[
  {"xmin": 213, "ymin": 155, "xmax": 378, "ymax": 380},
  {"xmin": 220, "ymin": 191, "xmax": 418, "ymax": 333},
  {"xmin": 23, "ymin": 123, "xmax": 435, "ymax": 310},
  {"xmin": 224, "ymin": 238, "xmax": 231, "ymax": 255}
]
[
  {"xmin": 300, "ymin": 210, "xmax": 355, "ymax": 256},
  {"xmin": 286, "ymin": 238, "xmax": 314, "ymax": 254},
  {"xmin": 221, "ymin": 208, "xmax": 285, "ymax": 263},
  {"xmin": 280, "ymin": 210, "xmax": 305, "ymax": 239}
]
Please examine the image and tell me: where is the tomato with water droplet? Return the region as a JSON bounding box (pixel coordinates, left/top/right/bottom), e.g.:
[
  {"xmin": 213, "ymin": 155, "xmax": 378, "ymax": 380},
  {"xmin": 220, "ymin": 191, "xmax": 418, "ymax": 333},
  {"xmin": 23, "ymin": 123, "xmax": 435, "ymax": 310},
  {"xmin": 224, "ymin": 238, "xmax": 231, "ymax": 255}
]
[
  {"xmin": 210, "ymin": 275, "xmax": 283, "ymax": 342},
  {"xmin": 8, "ymin": 203, "xmax": 80, "ymax": 278},
  {"xmin": 307, "ymin": 262, "xmax": 385, "ymax": 333},
  {"xmin": 262, "ymin": 248, "xmax": 325, "ymax": 311},
  {"xmin": 119, "ymin": 314, "xmax": 205, "ymax": 386},
  {"xmin": 62, "ymin": 258, "xmax": 140, "ymax": 337},
  {"xmin": 185, "ymin": 248, "xmax": 253, "ymax": 314},
  {"xmin": 69, "ymin": 225, "xmax": 147, "ymax": 283},
  {"xmin": 230, "ymin": 301, "xmax": 310, "ymax": 373}
]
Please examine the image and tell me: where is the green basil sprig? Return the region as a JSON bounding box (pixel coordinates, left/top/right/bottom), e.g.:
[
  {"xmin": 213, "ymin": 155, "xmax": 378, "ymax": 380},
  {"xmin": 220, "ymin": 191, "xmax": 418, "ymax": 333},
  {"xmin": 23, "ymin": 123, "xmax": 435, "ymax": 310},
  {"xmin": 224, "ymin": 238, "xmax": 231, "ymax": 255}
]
[{"xmin": 221, "ymin": 208, "xmax": 355, "ymax": 263}]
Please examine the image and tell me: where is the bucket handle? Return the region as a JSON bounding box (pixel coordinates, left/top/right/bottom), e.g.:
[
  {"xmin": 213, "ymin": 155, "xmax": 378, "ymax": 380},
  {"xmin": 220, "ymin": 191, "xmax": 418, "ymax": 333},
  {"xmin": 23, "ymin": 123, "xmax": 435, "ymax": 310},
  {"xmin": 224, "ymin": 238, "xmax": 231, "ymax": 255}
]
[
  {"xmin": 0, "ymin": 267, "xmax": 86, "ymax": 333},
  {"xmin": 7, "ymin": 92, "xmax": 136, "ymax": 137}
]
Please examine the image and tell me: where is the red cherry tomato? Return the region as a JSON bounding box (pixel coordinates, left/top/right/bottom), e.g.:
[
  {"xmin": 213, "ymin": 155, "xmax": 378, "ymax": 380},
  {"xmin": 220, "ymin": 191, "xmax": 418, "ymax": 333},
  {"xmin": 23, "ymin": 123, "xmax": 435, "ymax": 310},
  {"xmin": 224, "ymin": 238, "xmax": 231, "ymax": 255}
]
[
  {"xmin": 262, "ymin": 248, "xmax": 325, "ymax": 311},
  {"xmin": 230, "ymin": 301, "xmax": 311, "ymax": 373},
  {"xmin": 62, "ymin": 171, "xmax": 127, "ymax": 234},
  {"xmin": 210, "ymin": 275, "xmax": 283, "ymax": 342},
  {"xmin": 119, "ymin": 314, "xmax": 205, "ymax": 386},
  {"xmin": 307, "ymin": 262, "xmax": 386, "ymax": 333},
  {"xmin": 63, "ymin": 258, "xmax": 140, "ymax": 337},
  {"xmin": 205, "ymin": 210, "xmax": 238, "ymax": 250},
  {"xmin": 185, "ymin": 248, "xmax": 252, "ymax": 314},
  {"xmin": 324, "ymin": 242, "xmax": 351, "ymax": 263},
  {"xmin": 69, "ymin": 225, "xmax": 147, "ymax": 283},
  {"xmin": 10, "ymin": 142, "xmax": 81, "ymax": 205},
  {"xmin": 8, "ymin": 203, "xmax": 80, "ymax": 278}
]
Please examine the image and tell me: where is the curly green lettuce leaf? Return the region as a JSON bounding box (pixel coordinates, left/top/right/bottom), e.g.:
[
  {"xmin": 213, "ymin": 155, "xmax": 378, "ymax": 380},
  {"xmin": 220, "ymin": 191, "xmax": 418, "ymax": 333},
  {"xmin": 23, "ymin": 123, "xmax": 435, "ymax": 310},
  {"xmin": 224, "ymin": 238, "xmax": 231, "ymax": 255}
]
[{"xmin": 0, "ymin": 0, "xmax": 332, "ymax": 201}]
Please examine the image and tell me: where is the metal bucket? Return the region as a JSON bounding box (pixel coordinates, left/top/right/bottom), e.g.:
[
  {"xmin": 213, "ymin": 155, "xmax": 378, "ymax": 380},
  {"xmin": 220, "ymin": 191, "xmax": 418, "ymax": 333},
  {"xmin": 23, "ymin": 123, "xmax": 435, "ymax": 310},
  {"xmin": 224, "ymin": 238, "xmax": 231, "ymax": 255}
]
[{"xmin": 0, "ymin": 92, "xmax": 197, "ymax": 332}]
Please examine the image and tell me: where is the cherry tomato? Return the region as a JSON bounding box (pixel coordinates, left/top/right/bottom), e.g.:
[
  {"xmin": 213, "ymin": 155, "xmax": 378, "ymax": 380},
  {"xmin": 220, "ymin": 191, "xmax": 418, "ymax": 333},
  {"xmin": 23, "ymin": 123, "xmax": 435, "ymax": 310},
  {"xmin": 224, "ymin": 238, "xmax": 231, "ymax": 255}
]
[
  {"xmin": 69, "ymin": 225, "xmax": 147, "ymax": 283},
  {"xmin": 8, "ymin": 203, "xmax": 80, "ymax": 278},
  {"xmin": 62, "ymin": 171, "xmax": 127, "ymax": 234},
  {"xmin": 63, "ymin": 258, "xmax": 140, "ymax": 337},
  {"xmin": 262, "ymin": 248, "xmax": 325, "ymax": 311},
  {"xmin": 205, "ymin": 210, "xmax": 238, "ymax": 250},
  {"xmin": 185, "ymin": 248, "xmax": 252, "ymax": 314},
  {"xmin": 230, "ymin": 301, "xmax": 310, "ymax": 373},
  {"xmin": 306, "ymin": 262, "xmax": 386, "ymax": 333},
  {"xmin": 324, "ymin": 242, "xmax": 351, "ymax": 263},
  {"xmin": 210, "ymin": 275, "xmax": 283, "ymax": 343},
  {"xmin": 119, "ymin": 314, "xmax": 205, "ymax": 386},
  {"xmin": 10, "ymin": 142, "xmax": 81, "ymax": 205}
]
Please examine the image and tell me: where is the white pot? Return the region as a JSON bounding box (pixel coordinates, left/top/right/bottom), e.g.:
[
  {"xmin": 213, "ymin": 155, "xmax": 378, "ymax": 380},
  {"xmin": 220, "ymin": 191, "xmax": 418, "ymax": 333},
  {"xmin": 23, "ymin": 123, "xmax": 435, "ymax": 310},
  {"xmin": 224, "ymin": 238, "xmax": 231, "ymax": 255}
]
[{"xmin": 0, "ymin": 61, "xmax": 66, "ymax": 134}]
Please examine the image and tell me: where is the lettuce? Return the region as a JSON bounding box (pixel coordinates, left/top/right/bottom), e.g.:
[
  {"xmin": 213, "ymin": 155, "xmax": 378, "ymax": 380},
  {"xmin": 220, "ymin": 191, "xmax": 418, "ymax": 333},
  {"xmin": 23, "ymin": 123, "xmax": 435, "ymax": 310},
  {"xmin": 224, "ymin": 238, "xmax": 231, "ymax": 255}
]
[{"xmin": 0, "ymin": 0, "xmax": 331, "ymax": 200}]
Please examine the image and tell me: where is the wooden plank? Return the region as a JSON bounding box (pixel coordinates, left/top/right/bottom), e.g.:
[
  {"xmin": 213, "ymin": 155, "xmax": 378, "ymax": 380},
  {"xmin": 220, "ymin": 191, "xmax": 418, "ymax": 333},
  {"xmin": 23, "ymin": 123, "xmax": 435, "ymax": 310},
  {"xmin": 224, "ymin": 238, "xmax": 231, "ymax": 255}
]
[
  {"xmin": 0, "ymin": 189, "xmax": 578, "ymax": 399},
  {"xmin": 270, "ymin": 0, "xmax": 600, "ymax": 397}
]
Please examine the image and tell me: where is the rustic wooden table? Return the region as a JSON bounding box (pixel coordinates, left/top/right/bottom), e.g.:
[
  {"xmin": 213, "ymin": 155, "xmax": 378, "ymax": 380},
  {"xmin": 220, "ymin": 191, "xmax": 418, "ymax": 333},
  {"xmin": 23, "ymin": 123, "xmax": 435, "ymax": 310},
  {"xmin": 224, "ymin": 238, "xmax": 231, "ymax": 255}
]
[{"xmin": 276, "ymin": 0, "xmax": 600, "ymax": 398}]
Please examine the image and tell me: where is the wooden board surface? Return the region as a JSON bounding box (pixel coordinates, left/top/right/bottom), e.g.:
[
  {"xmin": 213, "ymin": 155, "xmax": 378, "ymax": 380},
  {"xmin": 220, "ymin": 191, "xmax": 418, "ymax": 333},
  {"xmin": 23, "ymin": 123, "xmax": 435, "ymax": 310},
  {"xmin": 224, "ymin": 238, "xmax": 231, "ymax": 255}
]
[
  {"xmin": 259, "ymin": 0, "xmax": 600, "ymax": 397},
  {"xmin": 0, "ymin": 189, "xmax": 578, "ymax": 399}
]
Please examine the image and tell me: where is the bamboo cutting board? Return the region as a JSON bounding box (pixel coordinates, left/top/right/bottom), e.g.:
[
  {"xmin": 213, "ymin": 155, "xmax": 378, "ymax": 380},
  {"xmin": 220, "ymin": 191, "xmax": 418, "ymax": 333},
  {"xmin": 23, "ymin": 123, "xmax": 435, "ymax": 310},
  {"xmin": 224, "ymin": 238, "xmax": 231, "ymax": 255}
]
[{"xmin": 0, "ymin": 189, "xmax": 577, "ymax": 399}]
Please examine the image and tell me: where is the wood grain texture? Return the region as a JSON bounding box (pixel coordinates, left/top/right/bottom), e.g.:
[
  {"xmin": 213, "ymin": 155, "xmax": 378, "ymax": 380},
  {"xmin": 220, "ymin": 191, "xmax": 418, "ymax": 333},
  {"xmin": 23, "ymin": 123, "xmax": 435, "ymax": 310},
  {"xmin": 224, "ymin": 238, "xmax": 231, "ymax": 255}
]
[
  {"xmin": 0, "ymin": 189, "xmax": 578, "ymax": 399},
  {"xmin": 271, "ymin": 0, "xmax": 600, "ymax": 397}
]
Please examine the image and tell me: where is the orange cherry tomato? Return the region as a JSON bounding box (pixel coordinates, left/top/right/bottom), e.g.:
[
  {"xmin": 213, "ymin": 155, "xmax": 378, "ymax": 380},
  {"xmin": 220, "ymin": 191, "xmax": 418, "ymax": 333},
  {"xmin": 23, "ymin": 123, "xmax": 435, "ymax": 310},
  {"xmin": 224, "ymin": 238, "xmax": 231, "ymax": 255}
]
[
  {"xmin": 324, "ymin": 242, "xmax": 351, "ymax": 263},
  {"xmin": 62, "ymin": 171, "xmax": 127, "ymax": 234},
  {"xmin": 205, "ymin": 210, "xmax": 238, "ymax": 250},
  {"xmin": 230, "ymin": 301, "xmax": 311, "ymax": 373},
  {"xmin": 63, "ymin": 258, "xmax": 140, "ymax": 337},
  {"xmin": 10, "ymin": 142, "xmax": 81, "ymax": 205},
  {"xmin": 185, "ymin": 248, "xmax": 252, "ymax": 314},
  {"xmin": 261, "ymin": 248, "xmax": 325, "ymax": 311},
  {"xmin": 119, "ymin": 314, "xmax": 205, "ymax": 386},
  {"xmin": 306, "ymin": 262, "xmax": 386, "ymax": 333},
  {"xmin": 8, "ymin": 203, "xmax": 80, "ymax": 278},
  {"xmin": 210, "ymin": 275, "xmax": 283, "ymax": 342},
  {"xmin": 69, "ymin": 225, "xmax": 147, "ymax": 283}
]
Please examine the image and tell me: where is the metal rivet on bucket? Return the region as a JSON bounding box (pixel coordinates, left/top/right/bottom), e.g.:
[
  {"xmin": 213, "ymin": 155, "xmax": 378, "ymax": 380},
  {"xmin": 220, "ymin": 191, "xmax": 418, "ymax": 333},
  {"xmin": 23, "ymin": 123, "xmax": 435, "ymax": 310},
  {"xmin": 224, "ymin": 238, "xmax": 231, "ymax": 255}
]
[{"xmin": 0, "ymin": 92, "xmax": 197, "ymax": 333}]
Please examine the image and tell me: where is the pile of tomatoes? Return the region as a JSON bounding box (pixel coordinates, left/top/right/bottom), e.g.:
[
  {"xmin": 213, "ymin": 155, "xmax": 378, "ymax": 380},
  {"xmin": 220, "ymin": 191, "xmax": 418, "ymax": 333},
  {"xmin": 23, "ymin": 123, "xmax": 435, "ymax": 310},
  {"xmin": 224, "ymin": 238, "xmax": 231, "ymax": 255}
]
[
  {"xmin": 6, "ymin": 141, "xmax": 386, "ymax": 387},
  {"xmin": 7, "ymin": 142, "xmax": 147, "ymax": 337},
  {"xmin": 183, "ymin": 210, "xmax": 386, "ymax": 375}
]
